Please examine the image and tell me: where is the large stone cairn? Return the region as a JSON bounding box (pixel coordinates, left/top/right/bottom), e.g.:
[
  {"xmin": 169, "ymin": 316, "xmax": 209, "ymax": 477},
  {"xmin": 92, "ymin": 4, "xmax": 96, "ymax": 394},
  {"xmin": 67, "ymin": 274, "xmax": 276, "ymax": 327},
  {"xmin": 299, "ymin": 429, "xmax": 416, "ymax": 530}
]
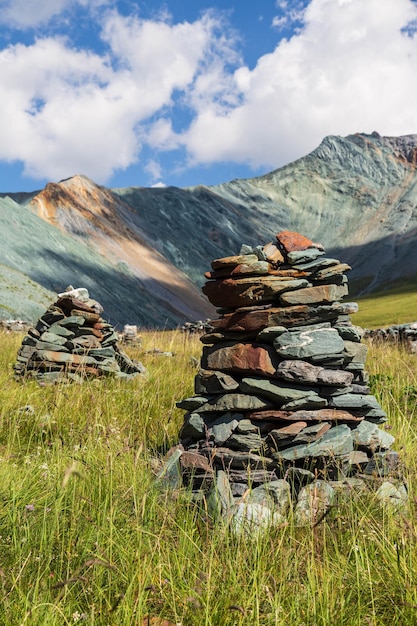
[
  {"xmin": 174, "ymin": 231, "xmax": 405, "ymax": 527},
  {"xmin": 14, "ymin": 287, "xmax": 145, "ymax": 383}
]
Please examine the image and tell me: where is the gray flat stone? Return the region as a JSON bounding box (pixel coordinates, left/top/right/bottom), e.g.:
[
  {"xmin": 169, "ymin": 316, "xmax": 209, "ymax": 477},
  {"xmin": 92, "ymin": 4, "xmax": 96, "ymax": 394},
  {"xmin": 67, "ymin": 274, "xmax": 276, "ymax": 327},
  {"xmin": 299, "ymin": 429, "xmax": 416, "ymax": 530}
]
[
  {"xmin": 294, "ymin": 480, "xmax": 335, "ymax": 526},
  {"xmin": 352, "ymin": 420, "xmax": 395, "ymax": 450},
  {"xmin": 206, "ymin": 447, "xmax": 273, "ymax": 469},
  {"xmin": 176, "ymin": 396, "xmax": 210, "ymax": 411},
  {"xmin": 281, "ymin": 395, "xmax": 328, "ymax": 411},
  {"xmin": 230, "ymin": 502, "xmax": 285, "ymax": 535},
  {"xmin": 156, "ymin": 449, "xmax": 183, "ymax": 489},
  {"xmin": 235, "ymin": 419, "xmax": 259, "ymax": 434},
  {"xmin": 364, "ymin": 451, "xmax": 400, "ymax": 476},
  {"xmin": 277, "ymin": 360, "xmax": 353, "ymax": 387},
  {"xmin": 197, "ymin": 393, "xmax": 274, "ymax": 413},
  {"xmin": 280, "ymin": 284, "xmax": 348, "ymax": 306},
  {"xmin": 207, "ymin": 470, "xmax": 234, "ymax": 519},
  {"xmin": 287, "ymin": 248, "xmax": 325, "ymax": 264},
  {"xmin": 343, "ymin": 341, "xmax": 368, "ymax": 364},
  {"xmin": 179, "ymin": 413, "xmax": 207, "ymax": 440},
  {"xmin": 226, "ymin": 432, "xmax": 264, "ymax": 452},
  {"xmin": 375, "ymin": 481, "xmax": 408, "ymax": 508},
  {"xmin": 248, "ymin": 480, "xmax": 291, "ymax": 516},
  {"xmin": 195, "ymin": 369, "xmax": 239, "ymax": 394},
  {"xmin": 210, "ymin": 413, "xmax": 240, "ymax": 445},
  {"xmin": 293, "ymin": 422, "xmax": 331, "ymax": 444},
  {"xmin": 256, "ymin": 326, "xmax": 288, "ymax": 343},
  {"xmin": 335, "ymin": 325, "xmax": 364, "ymax": 342}
]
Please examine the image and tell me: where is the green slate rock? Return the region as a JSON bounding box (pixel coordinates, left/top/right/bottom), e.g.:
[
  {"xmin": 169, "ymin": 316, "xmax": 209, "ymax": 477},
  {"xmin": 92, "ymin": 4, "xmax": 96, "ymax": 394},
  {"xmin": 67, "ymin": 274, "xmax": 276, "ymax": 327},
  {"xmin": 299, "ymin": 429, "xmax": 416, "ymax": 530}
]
[
  {"xmin": 306, "ymin": 424, "xmax": 353, "ymax": 457},
  {"xmin": 274, "ymin": 327, "xmax": 345, "ymax": 360},
  {"xmin": 281, "ymin": 394, "xmax": 328, "ymax": 410},
  {"xmin": 255, "ymin": 326, "xmax": 288, "ymax": 343},
  {"xmin": 247, "ymin": 480, "xmax": 291, "ymax": 516},
  {"xmin": 364, "ymin": 451, "xmax": 399, "ymax": 476},
  {"xmin": 275, "ymin": 424, "xmax": 353, "ymax": 461},
  {"xmin": 343, "ymin": 341, "xmax": 368, "ymax": 364},
  {"xmin": 329, "ymin": 393, "xmax": 386, "ymax": 417},
  {"xmin": 240, "ymin": 377, "xmax": 324, "ymax": 406},
  {"xmin": 156, "ymin": 449, "xmax": 183, "ymax": 489},
  {"xmin": 235, "ymin": 419, "xmax": 259, "ymax": 434}
]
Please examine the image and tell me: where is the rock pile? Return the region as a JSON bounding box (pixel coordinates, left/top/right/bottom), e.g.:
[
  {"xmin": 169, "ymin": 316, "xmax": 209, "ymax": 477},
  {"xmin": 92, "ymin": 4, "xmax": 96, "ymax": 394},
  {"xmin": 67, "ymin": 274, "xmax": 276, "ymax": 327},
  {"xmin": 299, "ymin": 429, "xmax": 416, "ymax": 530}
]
[
  {"xmin": 173, "ymin": 231, "xmax": 405, "ymax": 527},
  {"xmin": 14, "ymin": 287, "xmax": 146, "ymax": 383},
  {"xmin": 364, "ymin": 323, "xmax": 417, "ymax": 353}
]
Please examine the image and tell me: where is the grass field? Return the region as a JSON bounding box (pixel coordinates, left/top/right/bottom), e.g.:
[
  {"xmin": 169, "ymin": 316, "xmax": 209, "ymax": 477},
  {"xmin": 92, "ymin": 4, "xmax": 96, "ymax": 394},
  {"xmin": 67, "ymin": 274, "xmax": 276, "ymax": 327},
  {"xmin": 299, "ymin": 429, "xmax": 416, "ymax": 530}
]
[
  {"xmin": 354, "ymin": 280, "xmax": 417, "ymax": 329},
  {"xmin": 0, "ymin": 328, "xmax": 417, "ymax": 625}
]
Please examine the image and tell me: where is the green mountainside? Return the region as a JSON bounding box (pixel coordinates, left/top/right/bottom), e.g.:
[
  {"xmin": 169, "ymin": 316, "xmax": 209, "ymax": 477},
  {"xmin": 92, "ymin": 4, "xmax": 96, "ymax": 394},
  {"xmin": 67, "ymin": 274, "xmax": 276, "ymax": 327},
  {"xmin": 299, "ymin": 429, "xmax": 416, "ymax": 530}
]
[{"xmin": 1, "ymin": 132, "xmax": 417, "ymax": 328}]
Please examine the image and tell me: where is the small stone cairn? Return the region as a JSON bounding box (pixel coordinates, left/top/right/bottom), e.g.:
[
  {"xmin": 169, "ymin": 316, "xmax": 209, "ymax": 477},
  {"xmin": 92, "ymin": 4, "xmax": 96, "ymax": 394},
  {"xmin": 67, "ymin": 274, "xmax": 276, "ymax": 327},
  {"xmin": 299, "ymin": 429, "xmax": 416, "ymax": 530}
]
[
  {"xmin": 14, "ymin": 287, "xmax": 146, "ymax": 383},
  {"xmin": 171, "ymin": 231, "xmax": 406, "ymax": 529}
]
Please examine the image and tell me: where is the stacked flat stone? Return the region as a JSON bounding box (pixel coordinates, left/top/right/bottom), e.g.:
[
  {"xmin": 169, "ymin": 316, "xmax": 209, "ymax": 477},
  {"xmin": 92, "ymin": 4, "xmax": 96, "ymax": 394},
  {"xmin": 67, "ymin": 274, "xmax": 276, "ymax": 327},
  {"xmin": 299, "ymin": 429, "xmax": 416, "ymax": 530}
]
[
  {"xmin": 175, "ymin": 231, "xmax": 403, "ymax": 525},
  {"xmin": 364, "ymin": 323, "xmax": 417, "ymax": 353},
  {"xmin": 14, "ymin": 287, "xmax": 145, "ymax": 383}
]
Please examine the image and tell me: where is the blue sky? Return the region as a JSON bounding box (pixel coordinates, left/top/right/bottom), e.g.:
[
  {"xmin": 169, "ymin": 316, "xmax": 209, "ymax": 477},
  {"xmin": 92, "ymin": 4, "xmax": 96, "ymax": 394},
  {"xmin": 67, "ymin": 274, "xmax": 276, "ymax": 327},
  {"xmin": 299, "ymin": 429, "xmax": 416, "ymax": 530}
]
[{"xmin": 0, "ymin": 0, "xmax": 416, "ymax": 192}]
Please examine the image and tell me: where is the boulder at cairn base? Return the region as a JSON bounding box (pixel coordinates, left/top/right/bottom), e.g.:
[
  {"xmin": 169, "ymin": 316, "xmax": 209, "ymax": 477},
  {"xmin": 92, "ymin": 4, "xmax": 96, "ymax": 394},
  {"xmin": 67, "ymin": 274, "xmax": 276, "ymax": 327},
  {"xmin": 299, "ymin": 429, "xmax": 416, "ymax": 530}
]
[
  {"xmin": 14, "ymin": 287, "xmax": 146, "ymax": 383},
  {"xmin": 169, "ymin": 230, "xmax": 405, "ymax": 529}
]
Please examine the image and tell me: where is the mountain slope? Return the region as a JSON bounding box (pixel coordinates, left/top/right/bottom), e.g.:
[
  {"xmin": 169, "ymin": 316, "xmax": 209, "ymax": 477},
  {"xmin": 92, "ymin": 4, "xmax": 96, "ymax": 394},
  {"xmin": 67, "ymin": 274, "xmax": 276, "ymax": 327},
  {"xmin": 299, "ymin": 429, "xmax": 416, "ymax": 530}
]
[{"xmin": 1, "ymin": 131, "xmax": 417, "ymax": 326}]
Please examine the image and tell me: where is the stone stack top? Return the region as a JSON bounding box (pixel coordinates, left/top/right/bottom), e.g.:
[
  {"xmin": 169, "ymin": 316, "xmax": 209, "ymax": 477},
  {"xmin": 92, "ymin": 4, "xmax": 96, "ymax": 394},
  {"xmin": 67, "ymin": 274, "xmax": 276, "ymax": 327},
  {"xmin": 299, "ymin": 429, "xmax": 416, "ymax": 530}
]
[{"xmin": 202, "ymin": 230, "xmax": 351, "ymax": 325}]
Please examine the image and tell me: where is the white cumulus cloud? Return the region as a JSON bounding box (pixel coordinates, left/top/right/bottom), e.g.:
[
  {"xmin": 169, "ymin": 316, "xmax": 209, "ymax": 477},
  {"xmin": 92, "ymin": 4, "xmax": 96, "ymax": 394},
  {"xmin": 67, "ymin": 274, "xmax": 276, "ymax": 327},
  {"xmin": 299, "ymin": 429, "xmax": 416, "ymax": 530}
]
[
  {"xmin": 0, "ymin": 0, "xmax": 417, "ymax": 184},
  {"xmin": 0, "ymin": 9, "xmax": 237, "ymax": 182},
  {"xmin": 180, "ymin": 0, "xmax": 417, "ymax": 170}
]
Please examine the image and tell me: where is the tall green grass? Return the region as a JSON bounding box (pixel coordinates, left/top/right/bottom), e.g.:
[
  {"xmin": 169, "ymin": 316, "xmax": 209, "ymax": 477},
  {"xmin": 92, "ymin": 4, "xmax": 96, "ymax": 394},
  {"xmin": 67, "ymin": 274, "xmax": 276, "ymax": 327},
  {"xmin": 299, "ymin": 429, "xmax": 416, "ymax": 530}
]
[{"xmin": 0, "ymin": 330, "xmax": 416, "ymax": 625}]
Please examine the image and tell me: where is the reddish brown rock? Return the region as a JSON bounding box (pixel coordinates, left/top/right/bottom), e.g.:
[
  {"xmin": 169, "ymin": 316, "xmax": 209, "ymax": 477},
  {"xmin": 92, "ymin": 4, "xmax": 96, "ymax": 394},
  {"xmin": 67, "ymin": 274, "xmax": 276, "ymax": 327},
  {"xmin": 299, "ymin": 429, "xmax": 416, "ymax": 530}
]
[
  {"xmin": 211, "ymin": 254, "xmax": 258, "ymax": 270},
  {"xmin": 210, "ymin": 303, "xmax": 344, "ymax": 333},
  {"xmin": 179, "ymin": 451, "xmax": 214, "ymax": 473},
  {"xmin": 276, "ymin": 231, "xmax": 313, "ymax": 253},
  {"xmin": 201, "ymin": 342, "xmax": 279, "ymax": 377},
  {"xmin": 263, "ymin": 241, "xmax": 285, "ymax": 265},
  {"xmin": 269, "ymin": 421, "xmax": 308, "ymax": 437},
  {"xmin": 202, "ymin": 276, "xmax": 309, "ymax": 308},
  {"xmin": 247, "ymin": 408, "xmax": 364, "ymax": 422}
]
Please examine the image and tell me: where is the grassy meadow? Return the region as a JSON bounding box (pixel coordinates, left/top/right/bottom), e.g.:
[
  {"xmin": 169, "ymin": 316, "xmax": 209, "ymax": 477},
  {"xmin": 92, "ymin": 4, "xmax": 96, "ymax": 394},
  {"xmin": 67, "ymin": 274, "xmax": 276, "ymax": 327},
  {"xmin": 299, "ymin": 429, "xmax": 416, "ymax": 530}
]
[
  {"xmin": 354, "ymin": 280, "xmax": 417, "ymax": 329},
  {"xmin": 0, "ymin": 327, "xmax": 417, "ymax": 625}
]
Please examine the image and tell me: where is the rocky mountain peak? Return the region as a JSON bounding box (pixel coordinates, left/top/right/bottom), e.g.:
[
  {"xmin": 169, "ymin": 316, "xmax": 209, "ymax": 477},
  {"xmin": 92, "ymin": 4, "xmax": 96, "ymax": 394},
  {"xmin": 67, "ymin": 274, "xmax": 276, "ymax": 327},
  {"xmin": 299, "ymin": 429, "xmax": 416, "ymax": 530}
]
[{"xmin": 2, "ymin": 131, "xmax": 417, "ymax": 326}]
